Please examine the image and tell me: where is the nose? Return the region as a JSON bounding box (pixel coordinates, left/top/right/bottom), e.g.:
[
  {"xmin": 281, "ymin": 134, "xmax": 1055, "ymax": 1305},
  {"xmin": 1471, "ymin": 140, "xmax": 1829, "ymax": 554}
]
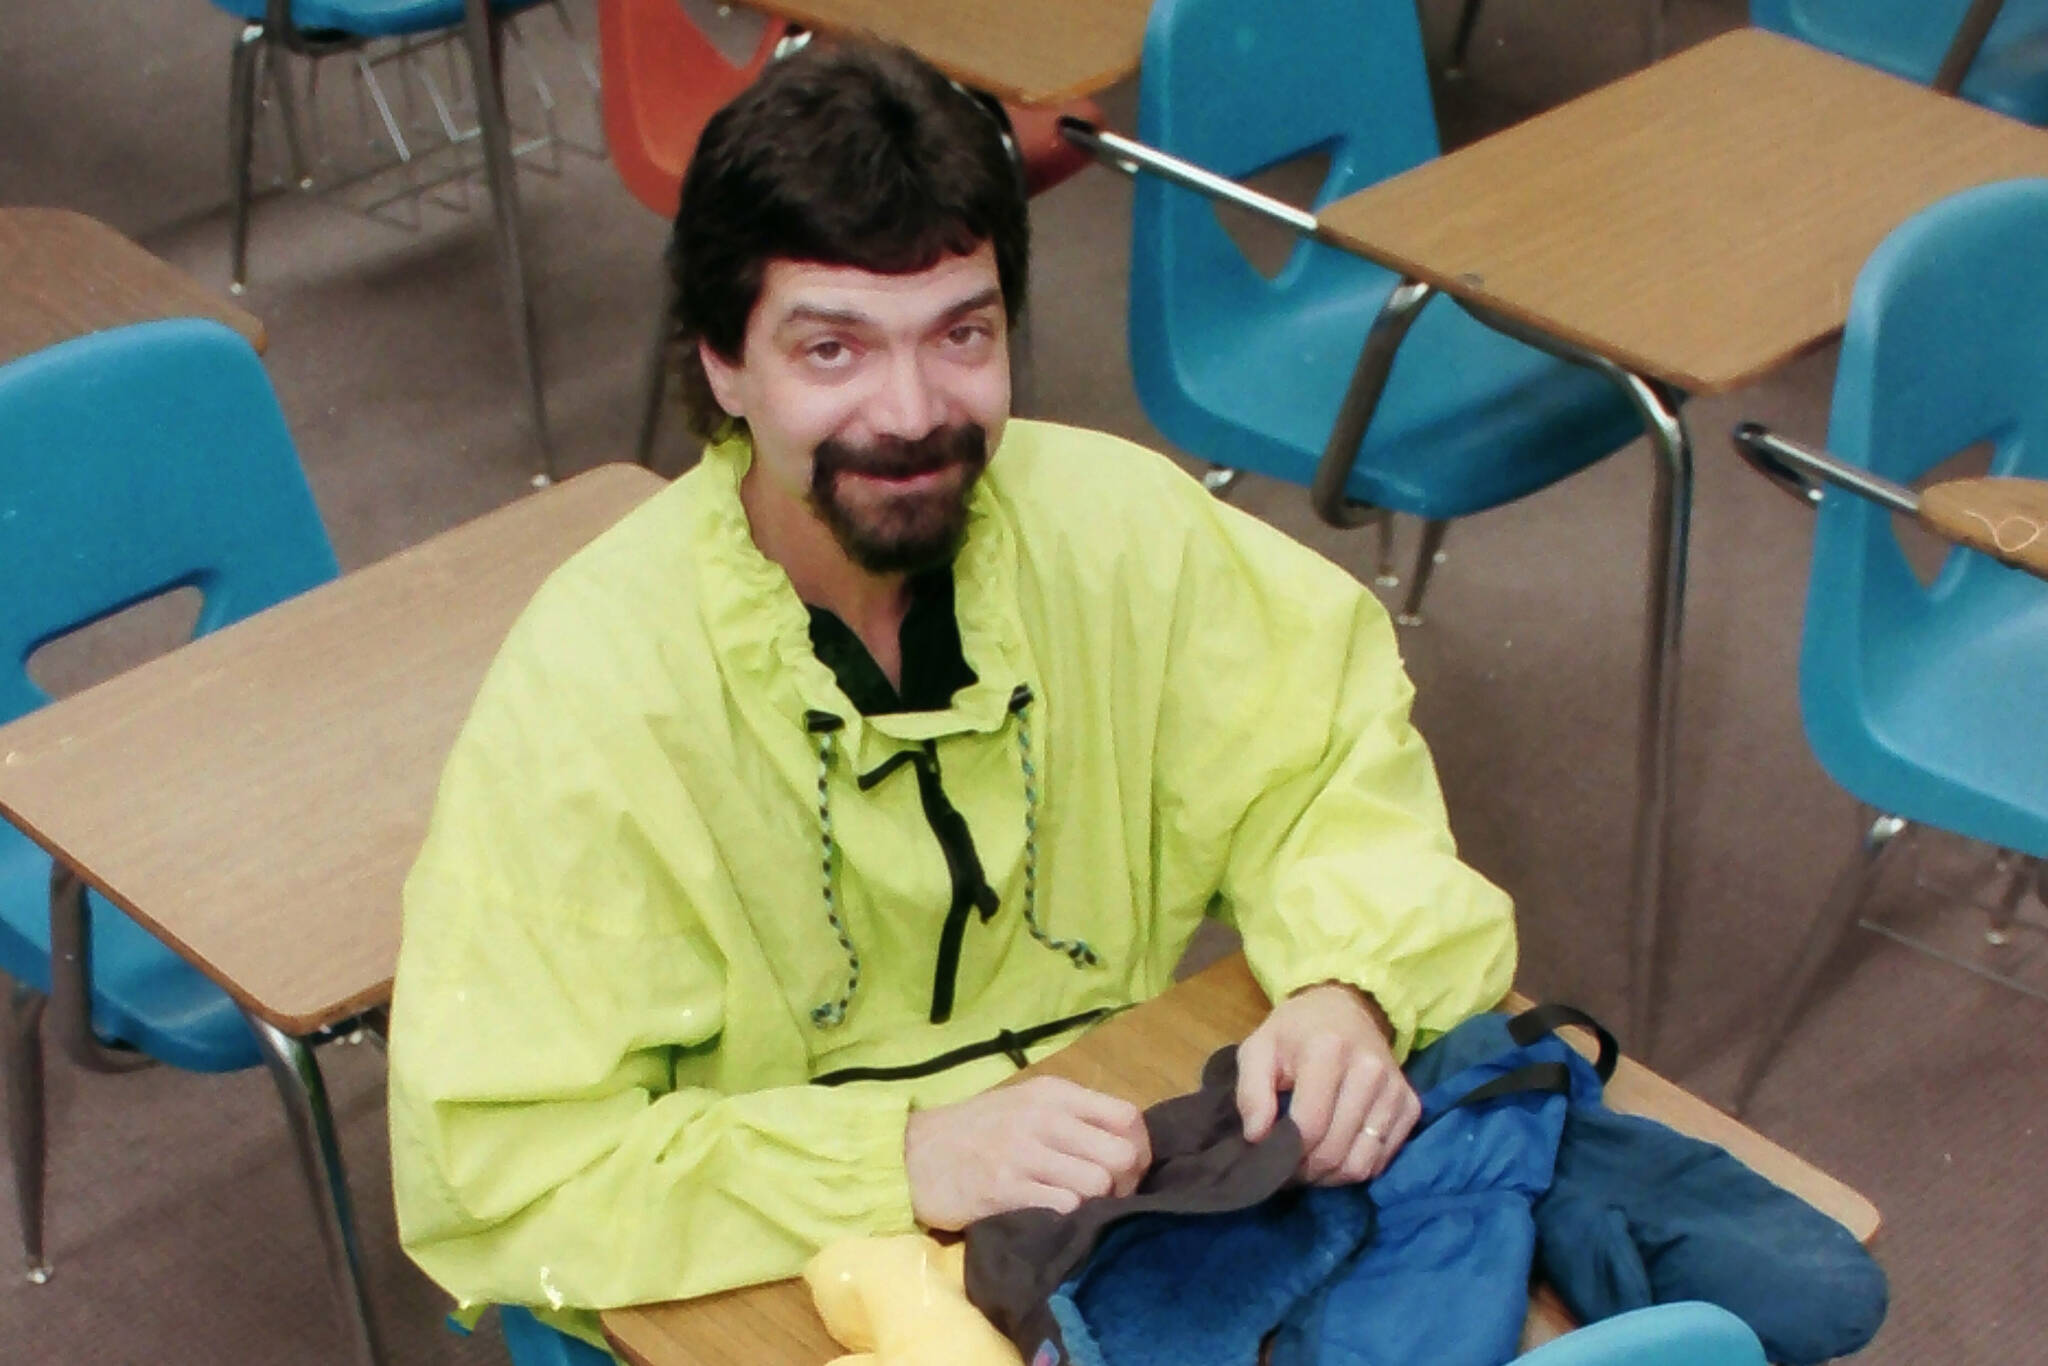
[{"xmin": 864, "ymin": 350, "xmax": 942, "ymax": 441}]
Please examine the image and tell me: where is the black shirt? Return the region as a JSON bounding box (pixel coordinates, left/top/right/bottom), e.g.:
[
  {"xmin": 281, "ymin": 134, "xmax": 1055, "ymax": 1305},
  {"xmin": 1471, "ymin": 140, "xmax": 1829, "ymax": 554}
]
[{"xmin": 804, "ymin": 567, "xmax": 978, "ymax": 716}]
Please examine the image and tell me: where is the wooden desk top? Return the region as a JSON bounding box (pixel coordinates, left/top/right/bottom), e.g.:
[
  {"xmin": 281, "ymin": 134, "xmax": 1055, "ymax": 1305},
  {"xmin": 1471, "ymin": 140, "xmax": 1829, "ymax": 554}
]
[
  {"xmin": 604, "ymin": 952, "xmax": 1881, "ymax": 1365},
  {"xmin": 0, "ymin": 464, "xmax": 665, "ymax": 1035},
  {"xmin": 1315, "ymin": 27, "xmax": 2048, "ymax": 395},
  {"xmin": 0, "ymin": 208, "xmax": 267, "ymax": 364},
  {"xmin": 751, "ymin": 0, "xmax": 1150, "ymax": 105}
]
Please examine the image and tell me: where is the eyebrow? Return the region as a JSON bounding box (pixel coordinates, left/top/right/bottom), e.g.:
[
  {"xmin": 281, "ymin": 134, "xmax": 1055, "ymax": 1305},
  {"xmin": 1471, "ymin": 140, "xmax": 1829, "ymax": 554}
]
[{"xmin": 773, "ymin": 287, "xmax": 1004, "ymax": 334}]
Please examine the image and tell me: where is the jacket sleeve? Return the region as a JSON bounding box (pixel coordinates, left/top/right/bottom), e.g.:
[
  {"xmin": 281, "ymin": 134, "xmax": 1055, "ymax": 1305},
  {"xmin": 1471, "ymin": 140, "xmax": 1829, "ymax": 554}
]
[
  {"xmin": 1148, "ymin": 482, "xmax": 1517, "ymax": 1057},
  {"xmin": 387, "ymin": 589, "xmax": 916, "ymax": 1314}
]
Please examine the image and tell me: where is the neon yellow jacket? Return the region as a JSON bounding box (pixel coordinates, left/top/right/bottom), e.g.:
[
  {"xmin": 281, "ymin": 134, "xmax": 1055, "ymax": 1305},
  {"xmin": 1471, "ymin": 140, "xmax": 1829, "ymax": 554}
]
[{"xmin": 388, "ymin": 420, "xmax": 1515, "ymax": 1343}]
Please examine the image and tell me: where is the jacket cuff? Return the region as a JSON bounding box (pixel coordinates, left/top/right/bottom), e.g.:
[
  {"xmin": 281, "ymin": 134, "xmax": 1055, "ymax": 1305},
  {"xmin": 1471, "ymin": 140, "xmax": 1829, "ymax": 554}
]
[{"xmin": 834, "ymin": 1089, "xmax": 920, "ymax": 1234}]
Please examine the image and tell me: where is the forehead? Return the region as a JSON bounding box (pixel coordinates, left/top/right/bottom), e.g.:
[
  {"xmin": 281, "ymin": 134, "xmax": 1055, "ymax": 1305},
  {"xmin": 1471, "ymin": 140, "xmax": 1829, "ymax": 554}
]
[{"xmin": 751, "ymin": 244, "xmax": 1002, "ymax": 333}]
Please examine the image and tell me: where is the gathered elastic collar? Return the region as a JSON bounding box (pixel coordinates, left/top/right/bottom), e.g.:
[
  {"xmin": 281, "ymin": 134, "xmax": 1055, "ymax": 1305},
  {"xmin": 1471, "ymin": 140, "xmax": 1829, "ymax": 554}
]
[{"xmin": 682, "ymin": 431, "xmax": 1036, "ymax": 755}]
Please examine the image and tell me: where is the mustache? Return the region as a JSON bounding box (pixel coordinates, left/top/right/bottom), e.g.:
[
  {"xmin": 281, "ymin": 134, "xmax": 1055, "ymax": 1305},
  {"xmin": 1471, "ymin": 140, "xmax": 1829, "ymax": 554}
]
[{"xmin": 811, "ymin": 424, "xmax": 989, "ymax": 482}]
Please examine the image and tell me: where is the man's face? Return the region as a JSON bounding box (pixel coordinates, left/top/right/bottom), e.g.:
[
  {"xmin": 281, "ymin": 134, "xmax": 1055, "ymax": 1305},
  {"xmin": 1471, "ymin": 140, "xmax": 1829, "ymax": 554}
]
[{"xmin": 701, "ymin": 243, "xmax": 1012, "ymax": 575}]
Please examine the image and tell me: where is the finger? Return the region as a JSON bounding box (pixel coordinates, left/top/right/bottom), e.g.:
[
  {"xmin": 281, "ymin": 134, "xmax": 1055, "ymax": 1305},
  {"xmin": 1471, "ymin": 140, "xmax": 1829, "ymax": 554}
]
[
  {"xmin": 1010, "ymin": 1180, "xmax": 1085, "ymax": 1217},
  {"xmin": 1235, "ymin": 1030, "xmax": 1282, "ymax": 1141},
  {"xmin": 1041, "ymin": 1109, "xmax": 1146, "ymax": 1184},
  {"xmin": 1109, "ymin": 1120, "xmax": 1153, "ymax": 1198},
  {"xmin": 1358, "ymin": 1078, "xmax": 1422, "ymax": 1181},
  {"xmin": 1053, "ymin": 1083, "xmax": 1147, "ymax": 1141},
  {"xmin": 1335, "ymin": 1119, "xmax": 1385, "ymax": 1187},
  {"xmin": 1302, "ymin": 1063, "xmax": 1376, "ymax": 1183},
  {"xmin": 1022, "ymin": 1146, "xmax": 1120, "ymax": 1205},
  {"xmin": 1284, "ymin": 1039, "xmax": 1347, "ymax": 1158}
]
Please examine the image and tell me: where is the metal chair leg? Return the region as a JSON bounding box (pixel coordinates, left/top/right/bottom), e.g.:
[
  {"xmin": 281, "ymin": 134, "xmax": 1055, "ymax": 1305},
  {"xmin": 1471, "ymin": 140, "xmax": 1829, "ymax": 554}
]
[
  {"xmin": 1201, "ymin": 465, "xmax": 1241, "ymax": 499},
  {"xmin": 248, "ymin": 1015, "xmax": 386, "ymax": 1366},
  {"xmin": 1732, "ymin": 813, "xmax": 1910, "ymax": 1116},
  {"xmin": 1985, "ymin": 850, "xmax": 2032, "ymax": 946},
  {"xmin": 1373, "ymin": 509, "xmax": 1399, "ymax": 588},
  {"xmin": 636, "ymin": 268, "xmax": 676, "ymax": 471},
  {"xmin": 1448, "ymin": 0, "xmax": 1485, "ymax": 74},
  {"xmin": 46, "ymin": 868, "xmax": 154, "ymax": 1077},
  {"xmin": 1395, "ymin": 518, "xmax": 1451, "ymax": 626},
  {"xmin": 228, "ymin": 24, "xmax": 264, "ymax": 294},
  {"xmin": 2, "ymin": 978, "xmax": 50, "ymax": 1285},
  {"xmin": 265, "ymin": 38, "xmax": 314, "ymax": 191},
  {"xmin": 463, "ymin": 0, "xmax": 558, "ymax": 485}
]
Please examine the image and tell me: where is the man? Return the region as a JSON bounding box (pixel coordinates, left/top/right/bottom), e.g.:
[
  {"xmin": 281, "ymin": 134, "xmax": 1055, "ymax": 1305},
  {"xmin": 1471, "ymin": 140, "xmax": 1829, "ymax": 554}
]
[{"xmin": 388, "ymin": 39, "xmax": 1514, "ymax": 1352}]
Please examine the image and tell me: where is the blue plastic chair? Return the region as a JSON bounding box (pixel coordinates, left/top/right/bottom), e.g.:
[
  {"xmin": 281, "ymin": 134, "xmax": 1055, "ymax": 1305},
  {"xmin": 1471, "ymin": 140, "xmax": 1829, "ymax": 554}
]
[
  {"xmin": 1515, "ymin": 1303, "xmax": 1768, "ymax": 1365},
  {"xmin": 1128, "ymin": 0, "xmax": 1646, "ymax": 622},
  {"xmin": 0, "ymin": 318, "xmax": 340, "ymax": 1280},
  {"xmin": 1753, "ymin": 0, "xmax": 2048, "ymax": 125},
  {"xmin": 500, "ymin": 1305, "xmax": 618, "ymax": 1366},
  {"xmin": 1732, "ymin": 178, "xmax": 2048, "ymax": 1111}
]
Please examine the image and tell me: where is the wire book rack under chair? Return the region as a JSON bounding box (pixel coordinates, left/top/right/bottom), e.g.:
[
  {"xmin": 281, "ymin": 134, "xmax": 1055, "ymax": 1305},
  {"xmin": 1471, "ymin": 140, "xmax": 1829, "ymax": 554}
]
[{"xmin": 213, "ymin": 0, "xmax": 602, "ymax": 484}]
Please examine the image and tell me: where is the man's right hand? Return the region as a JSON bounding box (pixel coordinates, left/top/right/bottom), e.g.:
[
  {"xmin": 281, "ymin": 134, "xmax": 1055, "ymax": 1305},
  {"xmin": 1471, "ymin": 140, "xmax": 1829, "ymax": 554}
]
[{"xmin": 903, "ymin": 1076, "xmax": 1152, "ymax": 1230}]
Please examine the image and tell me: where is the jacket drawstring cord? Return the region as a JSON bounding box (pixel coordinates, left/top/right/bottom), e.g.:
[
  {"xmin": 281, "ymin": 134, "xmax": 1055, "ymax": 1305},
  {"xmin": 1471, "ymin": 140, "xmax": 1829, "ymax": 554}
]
[
  {"xmin": 1010, "ymin": 685, "xmax": 1097, "ymax": 968},
  {"xmin": 802, "ymin": 690, "xmax": 1095, "ymax": 1031},
  {"xmin": 805, "ymin": 711, "xmax": 858, "ymax": 1028}
]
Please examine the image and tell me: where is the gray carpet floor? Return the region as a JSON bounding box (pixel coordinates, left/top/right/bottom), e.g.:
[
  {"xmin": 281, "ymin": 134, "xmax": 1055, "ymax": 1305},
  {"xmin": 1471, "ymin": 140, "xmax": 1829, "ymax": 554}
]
[{"xmin": 4, "ymin": 1, "xmax": 2046, "ymax": 1362}]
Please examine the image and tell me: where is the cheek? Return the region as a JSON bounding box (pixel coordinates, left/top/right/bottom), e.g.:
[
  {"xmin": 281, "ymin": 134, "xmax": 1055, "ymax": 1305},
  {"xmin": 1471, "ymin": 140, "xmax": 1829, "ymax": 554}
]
[
  {"xmin": 753, "ymin": 370, "xmax": 865, "ymax": 449},
  {"xmin": 945, "ymin": 351, "xmax": 1013, "ymax": 429}
]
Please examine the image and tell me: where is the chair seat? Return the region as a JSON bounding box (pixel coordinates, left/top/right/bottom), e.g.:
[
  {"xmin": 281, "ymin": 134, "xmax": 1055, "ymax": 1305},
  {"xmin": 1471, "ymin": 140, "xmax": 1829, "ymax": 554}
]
[
  {"xmin": 0, "ymin": 821, "xmax": 260, "ymax": 1074},
  {"xmin": 1811, "ymin": 569, "xmax": 2048, "ymax": 859},
  {"xmin": 1153, "ymin": 254, "xmax": 1645, "ymax": 520},
  {"xmin": 209, "ymin": 0, "xmax": 548, "ymax": 40}
]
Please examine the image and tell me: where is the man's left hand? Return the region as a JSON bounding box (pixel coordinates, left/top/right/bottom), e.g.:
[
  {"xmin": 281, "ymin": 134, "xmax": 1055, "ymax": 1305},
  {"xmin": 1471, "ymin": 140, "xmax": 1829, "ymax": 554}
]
[{"xmin": 1234, "ymin": 982, "xmax": 1419, "ymax": 1185}]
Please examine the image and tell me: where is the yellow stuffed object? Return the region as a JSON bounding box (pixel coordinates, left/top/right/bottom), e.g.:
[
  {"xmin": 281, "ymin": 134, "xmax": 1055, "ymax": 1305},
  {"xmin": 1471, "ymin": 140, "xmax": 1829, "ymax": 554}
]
[{"xmin": 804, "ymin": 1233, "xmax": 1025, "ymax": 1366}]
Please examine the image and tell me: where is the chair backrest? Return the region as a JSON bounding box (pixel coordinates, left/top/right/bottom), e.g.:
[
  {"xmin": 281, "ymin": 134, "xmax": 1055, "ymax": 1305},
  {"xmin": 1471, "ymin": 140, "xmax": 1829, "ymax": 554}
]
[
  {"xmin": 1803, "ymin": 177, "xmax": 2048, "ymax": 845},
  {"xmin": 0, "ymin": 319, "xmax": 340, "ymax": 724},
  {"xmin": 1129, "ymin": 0, "xmax": 1437, "ymax": 418},
  {"xmin": 1513, "ymin": 1303, "xmax": 1766, "ymax": 1366},
  {"xmin": 597, "ymin": 0, "xmax": 788, "ymax": 218},
  {"xmin": 1752, "ymin": 0, "xmax": 2048, "ymax": 87}
]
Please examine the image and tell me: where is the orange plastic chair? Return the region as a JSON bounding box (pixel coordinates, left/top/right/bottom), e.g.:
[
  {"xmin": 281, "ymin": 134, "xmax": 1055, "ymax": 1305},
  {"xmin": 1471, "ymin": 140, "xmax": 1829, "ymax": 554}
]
[
  {"xmin": 596, "ymin": 0, "xmax": 1100, "ymax": 464},
  {"xmin": 598, "ymin": 0, "xmax": 786, "ymax": 219}
]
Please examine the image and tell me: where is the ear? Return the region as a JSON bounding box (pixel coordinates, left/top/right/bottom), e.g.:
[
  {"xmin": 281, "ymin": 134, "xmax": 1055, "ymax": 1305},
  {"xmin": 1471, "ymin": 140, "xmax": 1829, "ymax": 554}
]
[{"xmin": 698, "ymin": 340, "xmax": 746, "ymax": 419}]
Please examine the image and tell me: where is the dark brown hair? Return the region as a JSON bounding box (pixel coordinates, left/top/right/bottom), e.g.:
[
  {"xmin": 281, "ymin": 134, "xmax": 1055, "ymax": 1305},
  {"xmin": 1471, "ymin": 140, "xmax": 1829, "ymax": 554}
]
[{"xmin": 666, "ymin": 40, "xmax": 1031, "ymax": 441}]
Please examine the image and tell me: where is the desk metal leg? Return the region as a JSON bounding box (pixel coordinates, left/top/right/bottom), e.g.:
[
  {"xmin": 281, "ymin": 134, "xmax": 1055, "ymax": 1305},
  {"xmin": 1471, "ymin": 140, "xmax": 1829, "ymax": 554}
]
[
  {"xmin": 1313, "ymin": 288, "xmax": 1692, "ymax": 1055},
  {"xmin": 1609, "ymin": 374, "xmax": 1692, "ymax": 1061},
  {"xmin": 248, "ymin": 1015, "xmax": 387, "ymax": 1366},
  {"xmin": 1345, "ymin": 297, "xmax": 1692, "ymax": 1058},
  {"xmin": 1310, "ymin": 277, "xmax": 1435, "ymax": 530},
  {"xmin": 462, "ymin": 0, "xmax": 557, "ymax": 485}
]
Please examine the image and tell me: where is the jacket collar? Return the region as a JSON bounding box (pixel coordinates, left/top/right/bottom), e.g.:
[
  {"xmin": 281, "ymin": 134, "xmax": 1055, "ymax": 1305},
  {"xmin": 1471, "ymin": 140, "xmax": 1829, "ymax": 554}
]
[{"xmin": 683, "ymin": 431, "xmax": 1035, "ymax": 758}]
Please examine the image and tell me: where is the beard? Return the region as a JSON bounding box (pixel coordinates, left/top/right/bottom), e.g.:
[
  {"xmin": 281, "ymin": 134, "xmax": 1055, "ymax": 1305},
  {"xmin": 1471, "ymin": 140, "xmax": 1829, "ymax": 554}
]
[{"xmin": 809, "ymin": 423, "xmax": 990, "ymax": 575}]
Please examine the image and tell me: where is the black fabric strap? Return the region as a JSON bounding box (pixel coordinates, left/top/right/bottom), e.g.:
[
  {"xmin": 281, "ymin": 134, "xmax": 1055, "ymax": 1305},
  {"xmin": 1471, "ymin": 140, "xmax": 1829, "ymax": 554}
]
[
  {"xmin": 1438, "ymin": 1060, "xmax": 1575, "ymax": 1113},
  {"xmin": 1507, "ymin": 1002, "xmax": 1619, "ymax": 1081},
  {"xmin": 858, "ymin": 741, "xmax": 1001, "ymax": 1025},
  {"xmin": 810, "ymin": 1007, "xmax": 1114, "ymax": 1087}
]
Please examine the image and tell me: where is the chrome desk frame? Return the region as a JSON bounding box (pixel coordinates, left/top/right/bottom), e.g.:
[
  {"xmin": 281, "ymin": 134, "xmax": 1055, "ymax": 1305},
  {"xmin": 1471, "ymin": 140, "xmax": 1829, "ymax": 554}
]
[
  {"xmin": 18, "ymin": 865, "xmax": 390, "ymax": 1366},
  {"xmin": 1063, "ymin": 119, "xmax": 1695, "ymax": 1055}
]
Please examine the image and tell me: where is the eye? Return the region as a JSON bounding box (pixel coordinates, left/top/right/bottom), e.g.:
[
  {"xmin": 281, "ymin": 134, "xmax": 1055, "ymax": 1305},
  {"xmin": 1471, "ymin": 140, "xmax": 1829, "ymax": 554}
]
[
  {"xmin": 806, "ymin": 338, "xmax": 850, "ymax": 366},
  {"xmin": 945, "ymin": 321, "xmax": 993, "ymax": 348}
]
